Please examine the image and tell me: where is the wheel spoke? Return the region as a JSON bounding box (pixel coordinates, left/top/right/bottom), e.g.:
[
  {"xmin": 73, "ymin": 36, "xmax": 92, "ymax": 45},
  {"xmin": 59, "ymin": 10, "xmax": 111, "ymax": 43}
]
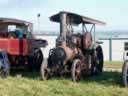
[
  {"xmin": 75, "ymin": 63, "xmax": 81, "ymax": 81},
  {"xmin": 72, "ymin": 59, "xmax": 81, "ymax": 82}
]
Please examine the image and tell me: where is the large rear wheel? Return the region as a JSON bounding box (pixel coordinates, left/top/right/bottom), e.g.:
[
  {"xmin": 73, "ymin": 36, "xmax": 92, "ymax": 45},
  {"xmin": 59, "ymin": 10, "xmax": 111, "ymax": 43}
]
[
  {"xmin": 71, "ymin": 59, "xmax": 81, "ymax": 82},
  {"xmin": 122, "ymin": 61, "xmax": 128, "ymax": 87},
  {"xmin": 95, "ymin": 46, "xmax": 104, "ymax": 75},
  {"xmin": 91, "ymin": 46, "xmax": 104, "ymax": 75}
]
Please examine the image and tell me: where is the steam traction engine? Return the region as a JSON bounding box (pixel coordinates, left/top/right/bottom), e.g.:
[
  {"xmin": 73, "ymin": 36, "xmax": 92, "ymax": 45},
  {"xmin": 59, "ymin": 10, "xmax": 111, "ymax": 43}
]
[{"xmin": 41, "ymin": 11, "xmax": 105, "ymax": 81}]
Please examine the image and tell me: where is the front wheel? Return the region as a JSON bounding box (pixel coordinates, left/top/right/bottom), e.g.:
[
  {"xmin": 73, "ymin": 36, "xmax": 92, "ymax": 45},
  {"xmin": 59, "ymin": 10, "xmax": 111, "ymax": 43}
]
[
  {"xmin": 32, "ymin": 48, "xmax": 44, "ymax": 71},
  {"xmin": 71, "ymin": 59, "xmax": 81, "ymax": 82},
  {"xmin": 122, "ymin": 61, "xmax": 128, "ymax": 87},
  {"xmin": 40, "ymin": 59, "xmax": 50, "ymax": 80}
]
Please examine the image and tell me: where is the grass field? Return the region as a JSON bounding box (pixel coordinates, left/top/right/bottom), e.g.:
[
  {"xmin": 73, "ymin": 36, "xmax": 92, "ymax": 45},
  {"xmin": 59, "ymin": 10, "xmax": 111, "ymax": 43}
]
[
  {"xmin": 0, "ymin": 61, "xmax": 128, "ymax": 96},
  {"xmin": 104, "ymin": 61, "xmax": 123, "ymax": 69}
]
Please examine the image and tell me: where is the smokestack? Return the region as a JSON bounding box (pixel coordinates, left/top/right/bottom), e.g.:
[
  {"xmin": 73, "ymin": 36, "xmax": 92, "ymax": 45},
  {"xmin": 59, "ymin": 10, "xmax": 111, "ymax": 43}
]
[
  {"xmin": 60, "ymin": 12, "xmax": 67, "ymax": 40},
  {"xmin": 37, "ymin": 13, "xmax": 41, "ymax": 34}
]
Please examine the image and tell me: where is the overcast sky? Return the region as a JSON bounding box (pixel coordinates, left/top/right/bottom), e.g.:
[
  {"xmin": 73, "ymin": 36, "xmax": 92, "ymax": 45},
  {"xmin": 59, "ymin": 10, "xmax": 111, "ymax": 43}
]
[{"xmin": 0, "ymin": 0, "xmax": 128, "ymax": 32}]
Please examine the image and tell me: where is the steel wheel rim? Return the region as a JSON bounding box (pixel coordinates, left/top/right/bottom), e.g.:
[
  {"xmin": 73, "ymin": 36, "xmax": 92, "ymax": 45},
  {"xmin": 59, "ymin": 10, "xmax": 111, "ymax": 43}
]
[{"xmin": 75, "ymin": 61, "xmax": 81, "ymax": 81}]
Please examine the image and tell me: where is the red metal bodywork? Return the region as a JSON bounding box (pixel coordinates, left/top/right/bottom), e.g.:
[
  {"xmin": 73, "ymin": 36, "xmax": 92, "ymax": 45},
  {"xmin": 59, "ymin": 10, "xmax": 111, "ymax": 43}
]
[
  {"xmin": 0, "ymin": 39, "xmax": 28, "ymax": 56},
  {"xmin": 0, "ymin": 18, "xmax": 34, "ymax": 56}
]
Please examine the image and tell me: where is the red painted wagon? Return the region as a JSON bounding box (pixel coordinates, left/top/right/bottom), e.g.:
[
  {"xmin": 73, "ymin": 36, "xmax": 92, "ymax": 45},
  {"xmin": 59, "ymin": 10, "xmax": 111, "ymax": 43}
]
[{"xmin": 0, "ymin": 18, "xmax": 47, "ymax": 77}]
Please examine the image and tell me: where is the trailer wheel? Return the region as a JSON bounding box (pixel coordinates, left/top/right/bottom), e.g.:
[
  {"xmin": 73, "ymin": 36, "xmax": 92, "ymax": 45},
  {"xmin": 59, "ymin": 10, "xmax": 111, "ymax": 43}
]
[
  {"xmin": 71, "ymin": 59, "xmax": 81, "ymax": 82},
  {"xmin": 40, "ymin": 59, "xmax": 50, "ymax": 80},
  {"xmin": 122, "ymin": 61, "xmax": 128, "ymax": 87},
  {"xmin": 0, "ymin": 69, "xmax": 9, "ymax": 78},
  {"xmin": 0, "ymin": 62, "xmax": 10, "ymax": 78}
]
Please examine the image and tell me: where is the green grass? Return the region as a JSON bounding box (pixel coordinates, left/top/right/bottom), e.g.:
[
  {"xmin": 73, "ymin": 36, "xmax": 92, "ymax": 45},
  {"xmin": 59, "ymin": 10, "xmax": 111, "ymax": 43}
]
[
  {"xmin": 0, "ymin": 62, "xmax": 128, "ymax": 96},
  {"xmin": 104, "ymin": 61, "xmax": 123, "ymax": 69},
  {"xmin": 0, "ymin": 72, "xmax": 128, "ymax": 96}
]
